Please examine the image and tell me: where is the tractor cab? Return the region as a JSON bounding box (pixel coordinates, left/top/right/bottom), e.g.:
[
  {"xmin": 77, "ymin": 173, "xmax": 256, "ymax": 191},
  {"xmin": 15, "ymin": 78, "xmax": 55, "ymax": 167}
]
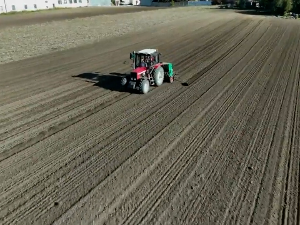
[{"xmin": 130, "ymin": 49, "xmax": 160, "ymax": 69}]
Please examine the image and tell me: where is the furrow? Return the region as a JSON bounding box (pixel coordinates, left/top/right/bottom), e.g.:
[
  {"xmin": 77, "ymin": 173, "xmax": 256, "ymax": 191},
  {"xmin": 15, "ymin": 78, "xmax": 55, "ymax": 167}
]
[
  {"xmin": 0, "ymin": 82, "xmax": 89, "ymax": 116},
  {"xmin": 166, "ymin": 24, "xmax": 283, "ymax": 225},
  {"xmin": 0, "ymin": 15, "xmax": 233, "ymax": 141},
  {"xmin": 122, "ymin": 37, "xmax": 269, "ymax": 225},
  {"xmin": 0, "ymin": 87, "xmax": 111, "ymax": 140},
  {"xmin": 0, "ymin": 16, "xmax": 251, "ymax": 183},
  {"xmin": 216, "ymin": 26, "xmax": 292, "ymax": 225},
  {"xmin": 0, "ymin": 14, "xmax": 203, "ymax": 78},
  {"xmin": 175, "ymin": 19, "xmax": 251, "ymax": 69},
  {"xmin": 281, "ymin": 66, "xmax": 300, "ymax": 225},
  {"xmin": 0, "ymin": 91, "xmax": 129, "ymax": 162},
  {"xmin": 151, "ymin": 21, "xmax": 272, "ymax": 225},
  {"xmin": 0, "ymin": 83, "xmax": 183, "ymax": 192},
  {"xmin": 76, "ymin": 20, "xmax": 269, "ymax": 225},
  {"xmin": 219, "ymin": 27, "xmax": 290, "ymax": 225},
  {"xmin": 0, "ymin": 14, "xmax": 222, "ymax": 87},
  {"xmin": 219, "ymin": 25, "xmax": 292, "ymax": 224},
  {"xmin": 189, "ymin": 30, "xmax": 289, "ymax": 225},
  {"xmin": 52, "ymin": 59, "xmax": 246, "ymax": 224},
  {"xmin": 185, "ymin": 19, "xmax": 262, "ymax": 86},
  {"xmin": 0, "ymin": 81, "xmax": 182, "ymax": 178},
  {"xmin": 271, "ymin": 28, "xmax": 300, "ymax": 225},
  {"xmin": 245, "ymin": 26, "xmax": 297, "ymax": 225},
  {"xmin": 0, "ymin": 56, "xmax": 126, "ymax": 106},
  {"xmin": 0, "ymin": 83, "xmax": 106, "ymax": 127},
  {"xmin": 296, "ymin": 72, "xmax": 300, "ymax": 225},
  {"xmin": 175, "ymin": 20, "xmax": 260, "ymax": 82},
  {"xmin": 0, "ymin": 20, "xmax": 248, "ymax": 223}
]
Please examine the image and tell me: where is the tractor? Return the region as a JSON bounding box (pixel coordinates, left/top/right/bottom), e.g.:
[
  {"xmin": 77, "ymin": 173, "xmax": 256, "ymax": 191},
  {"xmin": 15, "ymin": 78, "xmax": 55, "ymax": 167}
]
[{"xmin": 120, "ymin": 49, "xmax": 175, "ymax": 94}]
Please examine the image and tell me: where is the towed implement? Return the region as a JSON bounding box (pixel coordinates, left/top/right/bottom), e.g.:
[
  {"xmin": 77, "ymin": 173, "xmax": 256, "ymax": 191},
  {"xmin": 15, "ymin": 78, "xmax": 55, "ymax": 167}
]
[{"xmin": 121, "ymin": 49, "xmax": 175, "ymax": 94}]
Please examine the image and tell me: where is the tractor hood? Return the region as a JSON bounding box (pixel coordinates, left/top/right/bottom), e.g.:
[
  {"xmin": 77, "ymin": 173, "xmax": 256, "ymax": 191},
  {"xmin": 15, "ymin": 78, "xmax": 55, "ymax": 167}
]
[{"xmin": 132, "ymin": 67, "xmax": 147, "ymax": 74}]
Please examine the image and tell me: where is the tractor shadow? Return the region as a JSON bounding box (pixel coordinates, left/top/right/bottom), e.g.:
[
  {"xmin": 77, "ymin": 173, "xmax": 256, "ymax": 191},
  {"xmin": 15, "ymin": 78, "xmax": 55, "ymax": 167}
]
[{"xmin": 72, "ymin": 72, "xmax": 134, "ymax": 93}]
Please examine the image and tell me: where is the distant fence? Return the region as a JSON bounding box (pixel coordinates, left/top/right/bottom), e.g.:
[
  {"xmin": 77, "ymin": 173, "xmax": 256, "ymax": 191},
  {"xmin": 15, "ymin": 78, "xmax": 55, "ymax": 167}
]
[{"xmin": 151, "ymin": 1, "xmax": 212, "ymax": 7}]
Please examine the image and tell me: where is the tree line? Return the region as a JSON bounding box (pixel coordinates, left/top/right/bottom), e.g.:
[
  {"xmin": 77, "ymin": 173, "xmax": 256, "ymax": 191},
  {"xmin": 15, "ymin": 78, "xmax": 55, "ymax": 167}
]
[
  {"xmin": 152, "ymin": 0, "xmax": 300, "ymax": 15},
  {"xmin": 240, "ymin": 0, "xmax": 300, "ymax": 14}
]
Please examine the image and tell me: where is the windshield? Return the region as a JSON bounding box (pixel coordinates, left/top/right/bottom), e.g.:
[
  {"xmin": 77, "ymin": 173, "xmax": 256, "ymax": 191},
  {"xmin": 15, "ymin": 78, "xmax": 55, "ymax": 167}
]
[{"xmin": 134, "ymin": 54, "xmax": 150, "ymax": 68}]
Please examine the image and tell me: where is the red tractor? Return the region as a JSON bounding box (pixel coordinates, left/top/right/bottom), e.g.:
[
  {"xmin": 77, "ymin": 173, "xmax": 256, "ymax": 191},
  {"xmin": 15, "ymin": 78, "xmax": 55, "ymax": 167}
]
[{"xmin": 120, "ymin": 49, "xmax": 175, "ymax": 94}]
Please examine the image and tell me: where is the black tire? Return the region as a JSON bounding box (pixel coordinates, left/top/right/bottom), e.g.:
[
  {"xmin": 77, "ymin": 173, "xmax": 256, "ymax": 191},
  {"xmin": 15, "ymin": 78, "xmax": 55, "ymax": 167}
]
[
  {"xmin": 120, "ymin": 77, "xmax": 128, "ymax": 86},
  {"xmin": 154, "ymin": 67, "xmax": 164, "ymax": 86},
  {"xmin": 139, "ymin": 79, "xmax": 150, "ymax": 94}
]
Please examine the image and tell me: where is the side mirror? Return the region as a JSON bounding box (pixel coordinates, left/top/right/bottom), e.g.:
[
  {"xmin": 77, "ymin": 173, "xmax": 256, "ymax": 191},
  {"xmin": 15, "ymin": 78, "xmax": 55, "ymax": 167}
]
[{"xmin": 130, "ymin": 52, "xmax": 135, "ymax": 59}]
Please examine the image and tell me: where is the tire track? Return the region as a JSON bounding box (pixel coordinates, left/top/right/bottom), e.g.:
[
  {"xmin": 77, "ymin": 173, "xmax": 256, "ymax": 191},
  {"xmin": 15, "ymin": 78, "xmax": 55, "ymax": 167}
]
[
  {"xmin": 0, "ymin": 17, "xmax": 225, "ymax": 104},
  {"xmin": 0, "ymin": 14, "xmax": 189, "ymax": 76},
  {"xmin": 296, "ymin": 78, "xmax": 300, "ymax": 225},
  {"xmin": 0, "ymin": 91, "xmax": 129, "ymax": 162},
  {"xmin": 0, "ymin": 88, "xmax": 112, "ymax": 140},
  {"xmin": 0, "ymin": 13, "xmax": 221, "ymax": 85},
  {"xmin": 134, "ymin": 22, "xmax": 284, "ymax": 225},
  {"xmin": 272, "ymin": 28, "xmax": 300, "ymax": 225},
  {"xmin": 245, "ymin": 26, "xmax": 299, "ymax": 225},
  {"xmin": 0, "ymin": 29, "xmax": 234, "ymax": 220},
  {"xmin": 150, "ymin": 22, "xmax": 282, "ymax": 225},
  {"xmin": 0, "ymin": 17, "xmax": 250, "ymax": 161},
  {"xmin": 0, "ymin": 20, "xmax": 195, "ymax": 105},
  {"xmin": 0, "ymin": 14, "xmax": 241, "ymax": 105},
  {"xmin": 0, "ymin": 82, "xmax": 96, "ymax": 119},
  {"xmin": 54, "ymin": 19, "xmax": 270, "ymax": 225},
  {"xmin": 281, "ymin": 64, "xmax": 300, "ymax": 225},
  {"xmin": 217, "ymin": 25, "xmax": 294, "ymax": 225},
  {"xmin": 0, "ymin": 18, "xmax": 255, "ymax": 224},
  {"xmin": 117, "ymin": 34, "xmax": 272, "ymax": 225},
  {"xmin": 162, "ymin": 21, "xmax": 244, "ymax": 78},
  {"xmin": 203, "ymin": 25, "xmax": 292, "ymax": 224},
  {"xmin": 1, "ymin": 13, "xmax": 298, "ymax": 225},
  {"xmin": 0, "ymin": 16, "xmax": 232, "ymax": 120},
  {"xmin": 184, "ymin": 19, "xmax": 262, "ymax": 86},
  {"xmin": 219, "ymin": 26, "xmax": 292, "ymax": 225},
  {"xmin": 175, "ymin": 19, "xmax": 253, "ymax": 71}
]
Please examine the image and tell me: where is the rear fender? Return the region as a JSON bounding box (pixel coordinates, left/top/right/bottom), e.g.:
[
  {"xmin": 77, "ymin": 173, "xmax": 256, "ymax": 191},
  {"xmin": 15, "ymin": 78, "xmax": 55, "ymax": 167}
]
[{"xmin": 153, "ymin": 63, "xmax": 163, "ymax": 69}]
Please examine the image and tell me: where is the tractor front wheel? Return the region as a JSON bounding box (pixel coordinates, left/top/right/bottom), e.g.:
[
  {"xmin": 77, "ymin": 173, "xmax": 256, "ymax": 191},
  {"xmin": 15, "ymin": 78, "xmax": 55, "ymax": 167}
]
[
  {"xmin": 139, "ymin": 79, "xmax": 150, "ymax": 94},
  {"xmin": 120, "ymin": 76, "xmax": 128, "ymax": 86},
  {"xmin": 154, "ymin": 67, "xmax": 164, "ymax": 86}
]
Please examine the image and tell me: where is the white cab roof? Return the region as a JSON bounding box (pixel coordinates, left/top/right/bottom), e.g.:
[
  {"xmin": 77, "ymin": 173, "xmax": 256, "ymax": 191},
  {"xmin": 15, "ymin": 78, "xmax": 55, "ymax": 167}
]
[{"xmin": 137, "ymin": 49, "xmax": 157, "ymax": 54}]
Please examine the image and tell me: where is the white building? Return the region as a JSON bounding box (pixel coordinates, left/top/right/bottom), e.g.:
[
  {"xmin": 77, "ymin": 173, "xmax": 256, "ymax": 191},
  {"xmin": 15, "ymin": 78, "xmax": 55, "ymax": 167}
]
[
  {"xmin": 120, "ymin": 0, "xmax": 152, "ymax": 6},
  {"xmin": 0, "ymin": 0, "xmax": 90, "ymax": 14},
  {"xmin": 0, "ymin": 0, "xmax": 5, "ymax": 13}
]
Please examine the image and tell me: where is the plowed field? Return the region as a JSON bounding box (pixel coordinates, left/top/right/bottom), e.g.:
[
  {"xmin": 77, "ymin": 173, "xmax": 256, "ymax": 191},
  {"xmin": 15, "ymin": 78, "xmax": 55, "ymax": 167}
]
[
  {"xmin": 0, "ymin": 9, "xmax": 299, "ymax": 225},
  {"xmin": 0, "ymin": 6, "xmax": 165, "ymax": 29}
]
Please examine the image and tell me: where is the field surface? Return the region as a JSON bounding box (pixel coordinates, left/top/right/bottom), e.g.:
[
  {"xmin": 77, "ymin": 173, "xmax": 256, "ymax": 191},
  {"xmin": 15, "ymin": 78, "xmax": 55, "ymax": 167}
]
[
  {"xmin": 0, "ymin": 7, "xmax": 299, "ymax": 225},
  {"xmin": 0, "ymin": 6, "xmax": 164, "ymax": 29}
]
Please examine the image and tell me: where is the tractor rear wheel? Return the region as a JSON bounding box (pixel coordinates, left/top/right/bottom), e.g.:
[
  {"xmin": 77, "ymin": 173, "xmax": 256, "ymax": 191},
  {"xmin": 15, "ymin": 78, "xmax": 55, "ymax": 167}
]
[
  {"xmin": 139, "ymin": 79, "xmax": 150, "ymax": 94},
  {"xmin": 154, "ymin": 67, "xmax": 164, "ymax": 86}
]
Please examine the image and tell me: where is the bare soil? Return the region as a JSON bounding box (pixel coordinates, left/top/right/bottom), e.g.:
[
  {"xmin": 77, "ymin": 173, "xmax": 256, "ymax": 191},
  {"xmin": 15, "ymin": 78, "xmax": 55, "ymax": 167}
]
[
  {"xmin": 0, "ymin": 9, "xmax": 299, "ymax": 225},
  {"xmin": 0, "ymin": 6, "xmax": 164, "ymax": 29}
]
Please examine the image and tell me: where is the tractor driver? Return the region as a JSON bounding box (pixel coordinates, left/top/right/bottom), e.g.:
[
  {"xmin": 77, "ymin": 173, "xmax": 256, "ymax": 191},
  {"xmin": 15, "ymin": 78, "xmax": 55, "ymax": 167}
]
[{"xmin": 140, "ymin": 57, "xmax": 146, "ymax": 67}]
